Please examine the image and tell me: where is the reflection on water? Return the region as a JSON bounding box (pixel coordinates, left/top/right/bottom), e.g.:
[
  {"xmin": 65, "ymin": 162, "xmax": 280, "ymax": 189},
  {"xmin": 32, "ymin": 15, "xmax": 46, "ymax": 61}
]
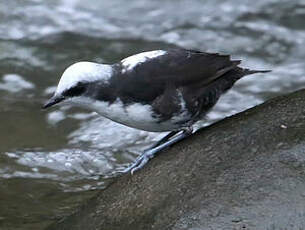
[{"xmin": 0, "ymin": 0, "xmax": 305, "ymax": 229}]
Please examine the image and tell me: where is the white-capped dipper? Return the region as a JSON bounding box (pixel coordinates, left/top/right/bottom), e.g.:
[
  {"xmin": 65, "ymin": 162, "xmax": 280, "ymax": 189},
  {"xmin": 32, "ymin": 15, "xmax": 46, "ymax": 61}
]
[{"xmin": 43, "ymin": 49, "xmax": 270, "ymax": 174}]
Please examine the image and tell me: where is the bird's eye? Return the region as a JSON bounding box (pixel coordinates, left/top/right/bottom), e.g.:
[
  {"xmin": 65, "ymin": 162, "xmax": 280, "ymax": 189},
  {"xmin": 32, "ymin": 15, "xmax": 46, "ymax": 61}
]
[{"xmin": 63, "ymin": 83, "xmax": 86, "ymax": 97}]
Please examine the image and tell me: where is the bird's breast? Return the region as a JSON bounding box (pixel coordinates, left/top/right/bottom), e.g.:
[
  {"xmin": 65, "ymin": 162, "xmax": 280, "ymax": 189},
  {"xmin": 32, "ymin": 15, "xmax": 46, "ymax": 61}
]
[{"xmin": 72, "ymin": 96, "xmax": 191, "ymax": 132}]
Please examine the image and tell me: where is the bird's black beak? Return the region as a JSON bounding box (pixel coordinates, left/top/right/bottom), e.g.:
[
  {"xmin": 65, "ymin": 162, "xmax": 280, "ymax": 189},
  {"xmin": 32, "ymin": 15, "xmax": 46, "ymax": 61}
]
[{"xmin": 42, "ymin": 95, "xmax": 65, "ymax": 109}]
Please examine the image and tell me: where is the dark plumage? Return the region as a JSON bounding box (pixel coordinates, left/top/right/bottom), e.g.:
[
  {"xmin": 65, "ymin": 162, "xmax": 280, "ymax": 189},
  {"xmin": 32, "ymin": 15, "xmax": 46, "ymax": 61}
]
[
  {"xmin": 84, "ymin": 49, "xmax": 269, "ymax": 127},
  {"xmin": 43, "ymin": 48, "xmax": 270, "ymax": 173}
]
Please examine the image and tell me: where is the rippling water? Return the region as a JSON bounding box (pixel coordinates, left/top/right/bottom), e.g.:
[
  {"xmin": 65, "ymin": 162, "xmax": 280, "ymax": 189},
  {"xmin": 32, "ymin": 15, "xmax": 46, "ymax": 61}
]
[{"xmin": 0, "ymin": 0, "xmax": 305, "ymax": 229}]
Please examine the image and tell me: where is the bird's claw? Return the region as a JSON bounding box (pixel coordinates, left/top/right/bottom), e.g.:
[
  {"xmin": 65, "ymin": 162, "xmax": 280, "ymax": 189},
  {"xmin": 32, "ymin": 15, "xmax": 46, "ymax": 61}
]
[
  {"xmin": 120, "ymin": 128, "xmax": 193, "ymax": 175},
  {"xmin": 119, "ymin": 149, "xmax": 156, "ymax": 174}
]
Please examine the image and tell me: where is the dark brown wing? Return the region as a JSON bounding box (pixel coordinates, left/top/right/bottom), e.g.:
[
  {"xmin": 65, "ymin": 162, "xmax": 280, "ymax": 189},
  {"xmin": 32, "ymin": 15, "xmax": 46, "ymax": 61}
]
[
  {"xmin": 132, "ymin": 49, "xmax": 240, "ymax": 85},
  {"xmin": 111, "ymin": 49, "xmax": 241, "ymax": 104}
]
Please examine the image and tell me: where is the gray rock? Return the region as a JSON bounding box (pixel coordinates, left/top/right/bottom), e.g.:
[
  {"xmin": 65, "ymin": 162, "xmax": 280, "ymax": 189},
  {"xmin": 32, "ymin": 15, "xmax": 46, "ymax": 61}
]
[{"xmin": 47, "ymin": 89, "xmax": 305, "ymax": 230}]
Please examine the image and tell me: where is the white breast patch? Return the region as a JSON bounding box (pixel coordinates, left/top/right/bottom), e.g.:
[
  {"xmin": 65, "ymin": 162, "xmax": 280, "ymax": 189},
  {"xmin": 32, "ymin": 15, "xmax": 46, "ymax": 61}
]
[{"xmin": 69, "ymin": 96, "xmax": 183, "ymax": 132}]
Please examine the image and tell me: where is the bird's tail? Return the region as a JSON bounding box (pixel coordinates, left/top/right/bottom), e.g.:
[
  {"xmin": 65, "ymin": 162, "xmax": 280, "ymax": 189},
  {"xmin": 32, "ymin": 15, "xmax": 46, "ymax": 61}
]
[
  {"xmin": 229, "ymin": 67, "xmax": 271, "ymax": 82},
  {"xmin": 196, "ymin": 66, "xmax": 271, "ymax": 112},
  {"xmin": 243, "ymin": 68, "xmax": 271, "ymax": 75},
  {"xmin": 215, "ymin": 67, "xmax": 271, "ymax": 93}
]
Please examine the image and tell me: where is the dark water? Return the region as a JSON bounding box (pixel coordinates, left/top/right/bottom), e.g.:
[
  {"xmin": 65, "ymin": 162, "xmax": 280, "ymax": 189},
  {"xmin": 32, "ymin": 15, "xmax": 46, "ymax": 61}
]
[{"xmin": 0, "ymin": 0, "xmax": 304, "ymax": 229}]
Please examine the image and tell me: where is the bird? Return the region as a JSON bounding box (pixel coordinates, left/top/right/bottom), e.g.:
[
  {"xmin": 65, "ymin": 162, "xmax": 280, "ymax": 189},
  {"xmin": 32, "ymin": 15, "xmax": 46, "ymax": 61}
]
[{"xmin": 43, "ymin": 49, "xmax": 270, "ymax": 174}]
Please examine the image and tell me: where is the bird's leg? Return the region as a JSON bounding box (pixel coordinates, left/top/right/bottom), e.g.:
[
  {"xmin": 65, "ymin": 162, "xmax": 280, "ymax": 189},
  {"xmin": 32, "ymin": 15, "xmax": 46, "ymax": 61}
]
[
  {"xmin": 121, "ymin": 127, "xmax": 193, "ymax": 174},
  {"xmin": 149, "ymin": 130, "xmax": 180, "ymax": 149}
]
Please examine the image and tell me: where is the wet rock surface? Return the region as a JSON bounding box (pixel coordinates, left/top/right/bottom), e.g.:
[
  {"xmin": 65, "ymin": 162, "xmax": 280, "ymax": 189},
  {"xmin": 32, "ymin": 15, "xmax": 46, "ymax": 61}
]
[{"xmin": 47, "ymin": 89, "xmax": 305, "ymax": 230}]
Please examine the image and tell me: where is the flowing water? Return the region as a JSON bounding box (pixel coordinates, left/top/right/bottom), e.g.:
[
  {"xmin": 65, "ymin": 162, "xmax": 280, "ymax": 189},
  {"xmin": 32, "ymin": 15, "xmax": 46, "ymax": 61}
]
[{"xmin": 0, "ymin": 0, "xmax": 305, "ymax": 229}]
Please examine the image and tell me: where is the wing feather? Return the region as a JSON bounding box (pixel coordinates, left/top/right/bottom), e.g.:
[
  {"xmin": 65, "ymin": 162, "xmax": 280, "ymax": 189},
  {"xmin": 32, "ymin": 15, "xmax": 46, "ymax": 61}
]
[{"xmin": 113, "ymin": 49, "xmax": 241, "ymax": 103}]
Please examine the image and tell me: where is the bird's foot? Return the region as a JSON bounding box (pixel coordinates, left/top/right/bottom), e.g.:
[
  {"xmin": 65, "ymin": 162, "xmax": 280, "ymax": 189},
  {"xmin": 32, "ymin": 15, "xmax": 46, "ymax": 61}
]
[
  {"xmin": 120, "ymin": 148, "xmax": 157, "ymax": 175},
  {"xmin": 120, "ymin": 127, "xmax": 193, "ymax": 175}
]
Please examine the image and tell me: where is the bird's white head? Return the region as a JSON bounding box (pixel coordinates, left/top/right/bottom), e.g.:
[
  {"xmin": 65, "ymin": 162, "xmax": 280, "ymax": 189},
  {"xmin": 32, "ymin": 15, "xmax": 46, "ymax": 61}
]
[{"xmin": 43, "ymin": 61, "xmax": 112, "ymax": 109}]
